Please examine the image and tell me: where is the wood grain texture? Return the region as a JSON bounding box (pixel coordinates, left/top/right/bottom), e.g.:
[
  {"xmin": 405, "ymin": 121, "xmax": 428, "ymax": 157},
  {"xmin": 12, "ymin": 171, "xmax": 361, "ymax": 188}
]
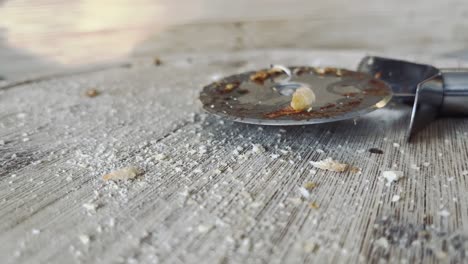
[{"xmin": 1, "ymin": 50, "xmax": 468, "ymax": 264}]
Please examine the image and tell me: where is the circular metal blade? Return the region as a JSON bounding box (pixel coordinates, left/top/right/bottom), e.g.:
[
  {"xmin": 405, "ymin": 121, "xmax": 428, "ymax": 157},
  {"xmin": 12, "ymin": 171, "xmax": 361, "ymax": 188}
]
[{"xmin": 199, "ymin": 66, "xmax": 392, "ymax": 125}]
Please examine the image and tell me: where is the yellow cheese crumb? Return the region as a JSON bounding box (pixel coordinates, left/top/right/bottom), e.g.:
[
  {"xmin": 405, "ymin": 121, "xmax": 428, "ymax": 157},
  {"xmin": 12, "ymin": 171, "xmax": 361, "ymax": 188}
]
[{"xmin": 291, "ymin": 86, "xmax": 316, "ymax": 111}]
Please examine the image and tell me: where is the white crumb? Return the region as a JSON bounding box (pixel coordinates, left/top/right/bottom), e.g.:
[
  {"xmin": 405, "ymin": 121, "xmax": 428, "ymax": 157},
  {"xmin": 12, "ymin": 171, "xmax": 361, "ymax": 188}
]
[
  {"xmin": 0, "ymin": 140, "xmax": 5, "ymax": 145},
  {"xmin": 438, "ymin": 210, "xmax": 450, "ymax": 217},
  {"xmin": 382, "ymin": 171, "xmax": 404, "ymax": 185},
  {"xmin": 422, "ymin": 162, "xmax": 430, "ymax": 167},
  {"xmin": 66, "ymin": 176, "xmax": 73, "ymax": 182},
  {"xmin": 102, "ymin": 166, "xmax": 142, "ymax": 181},
  {"xmin": 31, "ymin": 229, "xmax": 41, "ymax": 235},
  {"xmin": 393, "ymin": 143, "xmax": 400, "ymax": 148},
  {"xmin": 199, "ymin": 145, "xmax": 208, "ymax": 154},
  {"xmin": 391, "ymin": 195, "xmax": 400, "ymax": 202},
  {"xmin": 82, "ymin": 203, "xmax": 98, "ymax": 211},
  {"xmin": 197, "ymin": 225, "xmax": 212, "ymax": 233},
  {"xmin": 410, "ymin": 164, "xmax": 420, "ymax": 171},
  {"xmin": 252, "ymin": 144, "xmax": 265, "ymax": 153},
  {"xmin": 298, "ymin": 186, "xmax": 310, "ymax": 199},
  {"xmin": 79, "ymin": 235, "xmax": 91, "ymax": 245},
  {"xmin": 316, "ymin": 149, "xmax": 325, "ymax": 154},
  {"xmin": 154, "ymin": 153, "xmax": 167, "ymax": 161},
  {"xmin": 270, "ymin": 153, "xmax": 280, "ymax": 160},
  {"xmin": 303, "ymin": 242, "xmax": 319, "ymax": 253},
  {"xmin": 374, "ymin": 237, "xmax": 389, "ymax": 250},
  {"xmin": 462, "ymin": 170, "xmax": 468, "ymax": 176},
  {"xmin": 107, "ymin": 218, "xmax": 116, "ymax": 227},
  {"xmin": 310, "ymin": 157, "xmax": 348, "ymax": 172},
  {"xmin": 356, "ymin": 149, "xmax": 365, "ymax": 154}
]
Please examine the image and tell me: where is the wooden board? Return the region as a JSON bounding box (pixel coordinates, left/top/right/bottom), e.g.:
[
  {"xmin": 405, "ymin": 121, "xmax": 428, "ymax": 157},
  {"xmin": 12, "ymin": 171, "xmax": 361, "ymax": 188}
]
[
  {"xmin": 2, "ymin": 0, "xmax": 468, "ymax": 79},
  {"xmin": 2, "ymin": 50, "xmax": 468, "ymax": 263}
]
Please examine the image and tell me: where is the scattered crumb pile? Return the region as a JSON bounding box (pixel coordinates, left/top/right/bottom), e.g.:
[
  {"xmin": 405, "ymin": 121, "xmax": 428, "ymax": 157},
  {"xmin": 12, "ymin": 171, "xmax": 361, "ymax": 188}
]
[
  {"xmin": 382, "ymin": 171, "xmax": 404, "ymax": 185},
  {"xmin": 290, "ymin": 86, "xmax": 316, "ymax": 111},
  {"xmin": 310, "ymin": 157, "xmax": 348, "ymax": 172},
  {"xmin": 102, "ymin": 166, "xmax": 143, "ymax": 181}
]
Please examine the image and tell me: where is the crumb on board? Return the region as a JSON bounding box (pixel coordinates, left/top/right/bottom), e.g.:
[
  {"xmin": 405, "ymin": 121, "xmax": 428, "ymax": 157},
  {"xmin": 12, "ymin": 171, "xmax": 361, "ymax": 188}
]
[
  {"xmin": 102, "ymin": 166, "xmax": 143, "ymax": 181},
  {"xmin": 438, "ymin": 210, "xmax": 450, "ymax": 217},
  {"xmin": 304, "ymin": 182, "xmax": 317, "ymax": 191},
  {"xmin": 309, "ymin": 202, "xmax": 320, "ymax": 209},
  {"xmin": 82, "ymin": 202, "xmax": 98, "ymax": 211},
  {"xmin": 154, "ymin": 57, "xmax": 163, "ymax": 66},
  {"xmin": 298, "ymin": 186, "xmax": 310, "ymax": 199},
  {"xmin": 374, "ymin": 237, "xmax": 389, "ymax": 250},
  {"xmin": 154, "ymin": 153, "xmax": 168, "ymax": 161},
  {"xmin": 85, "ymin": 88, "xmax": 99, "ymax": 97},
  {"xmin": 251, "ymin": 144, "xmax": 265, "ymax": 153},
  {"xmin": 310, "ymin": 157, "xmax": 348, "ymax": 172},
  {"xmin": 303, "ymin": 242, "xmax": 320, "ymax": 253},
  {"xmin": 79, "ymin": 234, "xmax": 91, "ymax": 245},
  {"xmin": 391, "ymin": 195, "xmax": 400, "ymax": 202},
  {"xmin": 349, "ymin": 166, "xmax": 361, "ymax": 174},
  {"xmin": 368, "ymin": 148, "xmax": 384, "ymax": 154},
  {"xmin": 382, "ymin": 171, "xmax": 403, "ymax": 185}
]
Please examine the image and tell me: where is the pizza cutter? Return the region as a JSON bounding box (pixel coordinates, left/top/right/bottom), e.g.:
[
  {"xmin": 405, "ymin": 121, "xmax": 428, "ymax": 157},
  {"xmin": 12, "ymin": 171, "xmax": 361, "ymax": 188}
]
[
  {"xmin": 199, "ymin": 65, "xmax": 392, "ymax": 126},
  {"xmin": 358, "ymin": 56, "xmax": 468, "ymax": 140}
]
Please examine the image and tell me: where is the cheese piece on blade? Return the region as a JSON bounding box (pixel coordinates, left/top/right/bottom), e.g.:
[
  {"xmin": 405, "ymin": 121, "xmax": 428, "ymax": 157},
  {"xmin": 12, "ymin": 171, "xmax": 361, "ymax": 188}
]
[{"xmin": 291, "ymin": 86, "xmax": 316, "ymax": 111}]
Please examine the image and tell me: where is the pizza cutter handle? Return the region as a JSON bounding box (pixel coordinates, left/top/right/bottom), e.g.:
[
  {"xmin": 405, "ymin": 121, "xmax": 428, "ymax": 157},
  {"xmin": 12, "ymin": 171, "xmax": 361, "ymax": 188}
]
[{"xmin": 440, "ymin": 70, "xmax": 468, "ymax": 116}]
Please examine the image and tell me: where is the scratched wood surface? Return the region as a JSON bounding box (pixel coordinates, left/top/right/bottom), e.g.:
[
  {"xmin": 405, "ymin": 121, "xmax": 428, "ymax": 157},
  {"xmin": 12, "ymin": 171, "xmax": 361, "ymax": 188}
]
[{"xmin": 1, "ymin": 50, "xmax": 468, "ymax": 264}]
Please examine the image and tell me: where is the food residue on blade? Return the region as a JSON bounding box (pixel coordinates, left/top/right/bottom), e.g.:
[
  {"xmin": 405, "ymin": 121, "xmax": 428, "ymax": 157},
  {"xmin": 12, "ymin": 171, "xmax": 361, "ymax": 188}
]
[
  {"xmin": 264, "ymin": 106, "xmax": 300, "ymax": 118},
  {"xmin": 290, "ymin": 86, "xmax": 316, "ymax": 111},
  {"xmin": 264, "ymin": 98, "xmax": 363, "ymax": 119},
  {"xmin": 250, "ymin": 70, "xmax": 270, "ymax": 84},
  {"xmin": 249, "ymin": 68, "xmax": 284, "ymax": 84},
  {"xmin": 221, "ymin": 82, "xmax": 240, "ymax": 93},
  {"xmin": 363, "ymin": 79, "xmax": 391, "ymax": 96}
]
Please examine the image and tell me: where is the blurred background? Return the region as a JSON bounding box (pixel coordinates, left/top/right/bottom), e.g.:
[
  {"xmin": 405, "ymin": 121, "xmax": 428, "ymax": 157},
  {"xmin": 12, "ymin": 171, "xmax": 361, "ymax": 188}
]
[{"xmin": 1, "ymin": 0, "xmax": 468, "ymax": 79}]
